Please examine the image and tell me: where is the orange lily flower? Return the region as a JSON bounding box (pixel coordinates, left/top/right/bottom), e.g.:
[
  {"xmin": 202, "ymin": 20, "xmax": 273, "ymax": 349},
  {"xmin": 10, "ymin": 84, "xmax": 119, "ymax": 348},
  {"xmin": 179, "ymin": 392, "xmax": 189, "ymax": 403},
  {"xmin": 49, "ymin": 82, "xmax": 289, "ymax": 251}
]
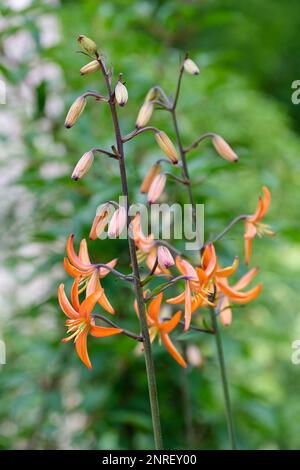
[
  {"xmin": 244, "ymin": 186, "xmax": 275, "ymax": 265},
  {"xmin": 167, "ymin": 244, "xmax": 218, "ymax": 331},
  {"xmin": 131, "ymin": 213, "xmax": 170, "ymax": 275},
  {"xmin": 146, "ymin": 293, "xmax": 187, "ymax": 368},
  {"xmin": 217, "ymin": 267, "xmax": 262, "ymax": 326},
  {"xmin": 64, "ymin": 234, "xmax": 117, "ymax": 314},
  {"xmin": 58, "ymin": 278, "xmax": 122, "ymax": 368}
]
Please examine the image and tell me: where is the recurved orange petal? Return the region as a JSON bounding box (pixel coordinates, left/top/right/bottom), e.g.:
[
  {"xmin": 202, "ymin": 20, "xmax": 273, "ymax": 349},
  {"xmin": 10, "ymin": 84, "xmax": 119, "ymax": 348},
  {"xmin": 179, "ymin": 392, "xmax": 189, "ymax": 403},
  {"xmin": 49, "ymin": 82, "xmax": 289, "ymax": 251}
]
[
  {"xmin": 90, "ymin": 324, "xmax": 122, "ymax": 337},
  {"xmin": 230, "ymin": 283, "xmax": 263, "ymax": 304},
  {"xmin": 79, "ymin": 239, "xmax": 91, "ymax": 265},
  {"xmin": 58, "ymin": 284, "xmax": 79, "ymax": 319},
  {"xmin": 75, "ymin": 327, "xmax": 91, "ymax": 369},
  {"xmin": 71, "ymin": 277, "xmax": 80, "ymax": 311},
  {"xmin": 233, "ymin": 267, "xmax": 259, "ymax": 291},
  {"xmin": 148, "ymin": 292, "xmax": 163, "ymax": 325},
  {"xmin": 66, "ymin": 234, "xmax": 91, "ymax": 271},
  {"xmin": 161, "ymin": 333, "xmax": 187, "ymax": 368},
  {"xmin": 166, "ymin": 291, "xmax": 186, "ymax": 305},
  {"xmin": 216, "ymin": 257, "xmax": 239, "ymax": 278},
  {"xmin": 99, "ymin": 258, "xmax": 118, "ymax": 278},
  {"xmin": 79, "ymin": 289, "xmax": 103, "ymax": 318},
  {"xmin": 245, "ymin": 237, "xmax": 253, "ymax": 266},
  {"xmin": 159, "ymin": 311, "xmax": 181, "ymax": 334},
  {"xmin": 184, "ymin": 282, "xmax": 192, "ymax": 331}
]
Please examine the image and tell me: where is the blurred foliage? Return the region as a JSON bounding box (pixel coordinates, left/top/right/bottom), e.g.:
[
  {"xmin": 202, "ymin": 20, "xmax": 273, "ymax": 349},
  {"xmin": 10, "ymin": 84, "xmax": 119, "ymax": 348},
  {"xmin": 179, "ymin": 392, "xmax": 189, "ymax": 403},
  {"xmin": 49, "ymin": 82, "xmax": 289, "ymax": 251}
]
[{"xmin": 0, "ymin": 0, "xmax": 300, "ymax": 450}]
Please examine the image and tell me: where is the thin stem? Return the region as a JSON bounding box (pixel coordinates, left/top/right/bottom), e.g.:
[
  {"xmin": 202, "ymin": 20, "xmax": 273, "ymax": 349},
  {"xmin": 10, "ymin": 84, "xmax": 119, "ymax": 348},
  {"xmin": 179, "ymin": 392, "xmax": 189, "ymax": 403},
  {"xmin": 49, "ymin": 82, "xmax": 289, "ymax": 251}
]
[
  {"xmin": 184, "ymin": 132, "xmax": 215, "ymax": 153},
  {"xmin": 97, "ymin": 58, "xmax": 163, "ymax": 450},
  {"xmin": 205, "ymin": 214, "xmax": 249, "ymax": 247},
  {"xmin": 122, "ymin": 126, "xmax": 160, "ymax": 143},
  {"xmin": 179, "ymin": 321, "xmax": 214, "ymax": 335},
  {"xmin": 93, "ymin": 314, "xmax": 143, "ymax": 342},
  {"xmin": 95, "ymin": 263, "xmax": 133, "ymax": 281},
  {"xmin": 144, "ymin": 275, "xmax": 191, "ymax": 302},
  {"xmin": 164, "ymin": 172, "xmax": 188, "ymax": 185},
  {"xmin": 83, "ymin": 91, "xmax": 108, "ymax": 102},
  {"xmin": 92, "ymin": 147, "xmax": 119, "ymax": 160},
  {"xmin": 209, "ymin": 306, "xmax": 237, "ymax": 449}
]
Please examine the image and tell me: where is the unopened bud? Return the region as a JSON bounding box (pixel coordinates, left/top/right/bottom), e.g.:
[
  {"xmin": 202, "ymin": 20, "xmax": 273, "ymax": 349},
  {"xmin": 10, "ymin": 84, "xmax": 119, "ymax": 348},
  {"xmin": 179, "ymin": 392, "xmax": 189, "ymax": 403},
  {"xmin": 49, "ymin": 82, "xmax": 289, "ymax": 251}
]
[
  {"xmin": 140, "ymin": 163, "xmax": 161, "ymax": 193},
  {"xmin": 115, "ymin": 81, "xmax": 128, "ymax": 107},
  {"xmin": 71, "ymin": 151, "xmax": 94, "ymax": 180},
  {"xmin": 145, "ymin": 87, "xmax": 159, "ymax": 103},
  {"xmin": 64, "ymin": 96, "xmax": 86, "ymax": 129},
  {"xmin": 155, "ymin": 131, "xmax": 178, "ymax": 164},
  {"xmin": 108, "ymin": 207, "xmax": 127, "ymax": 238},
  {"xmin": 183, "ymin": 58, "xmax": 200, "ymax": 75},
  {"xmin": 147, "ymin": 173, "xmax": 166, "ymax": 204},
  {"xmin": 212, "ymin": 134, "xmax": 238, "ymax": 162},
  {"xmin": 136, "ymin": 101, "xmax": 153, "ymax": 128},
  {"xmin": 157, "ymin": 246, "xmax": 174, "ymax": 269},
  {"xmin": 186, "ymin": 344, "xmax": 203, "ymax": 367},
  {"xmin": 89, "ymin": 203, "xmax": 111, "ymax": 240},
  {"xmin": 77, "ymin": 35, "xmax": 98, "ymax": 55},
  {"xmin": 80, "ymin": 60, "xmax": 100, "ymax": 75}
]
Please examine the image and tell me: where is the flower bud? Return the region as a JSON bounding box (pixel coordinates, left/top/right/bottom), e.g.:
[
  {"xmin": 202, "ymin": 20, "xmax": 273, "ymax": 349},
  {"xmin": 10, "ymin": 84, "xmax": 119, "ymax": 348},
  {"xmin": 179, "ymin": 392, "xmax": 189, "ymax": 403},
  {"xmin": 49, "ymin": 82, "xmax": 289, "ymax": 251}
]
[
  {"xmin": 80, "ymin": 60, "xmax": 100, "ymax": 75},
  {"xmin": 89, "ymin": 203, "xmax": 111, "ymax": 240},
  {"xmin": 64, "ymin": 96, "xmax": 86, "ymax": 129},
  {"xmin": 71, "ymin": 151, "xmax": 94, "ymax": 181},
  {"xmin": 183, "ymin": 58, "xmax": 200, "ymax": 75},
  {"xmin": 155, "ymin": 131, "xmax": 178, "ymax": 164},
  {"xmin": 147, "ymin": 173, "xmax": 166, "ymax": 204},
  {"xmin": 77, "ymin": 35, "xmax": 98, "ymax": 55},
  {"xmin": 157, "ymin": 246, "xmax": 174, "ymax": 269},
  {"xmin": 145, "ymin": 87, "xmax": 159, "ymax": 103},
  {"xmin": 115, "ymin": 81, "xmax": 128, "ymax": 107},
  {"xmin": 135, "ymin": 101, "xmax": 153, "ymax": 128},
  {"xmin": 140, "ymin": 163, "xmax": 161, "ymax": 193},
  {"xmin": 212, "ymin": 134, "xmax": 239, "ymax": 162},
  {"xmin": 108, "ymin": 207, "xmax": 127, "ymax": 238},
  {"xmin": 186, "ymin": 345, "xmax": 203, "ymax": 367}
]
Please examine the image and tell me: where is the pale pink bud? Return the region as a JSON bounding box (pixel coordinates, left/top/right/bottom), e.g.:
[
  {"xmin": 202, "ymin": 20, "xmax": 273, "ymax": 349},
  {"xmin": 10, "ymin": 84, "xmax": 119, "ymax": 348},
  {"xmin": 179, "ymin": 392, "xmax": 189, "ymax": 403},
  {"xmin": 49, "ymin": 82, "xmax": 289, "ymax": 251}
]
[
  {"xmin": 140, "ymin": 163, "xmax": 161, "ymax": 193},
  {"xmin": 80, "ymin": 60, "xmax": 100, "ymax": 75},
  {"xmin": 186, "ymin": 345, "xmax": 203, "ymax": 367},
  {"xmin": 212, "ymin": 134, "xmax": 239, "ymax": 162},
  {"xmin": 183, "ymin": 58, "xmax": 200, "ymax": 75},
  {"xmin": 108, "ymin": 207, "xmax": 127, "ymax": 238},
  {"xmin": 71, "ymin": 151, "xmax": 94, "ymax": 180},
  {"xmin": 155, "ymin": 131, "xmax": 178, "ymax": 164},
  {"xmin": 115, "ymin": 81, "xmax": 128, "ymax": 107},
  {"xmin": 157, "ymin": 246, "xmax": 174, "ymax": 269},
  {"xmin": 147, "ymin": 173, "xmax": 166, "ymax": 204},
  {"xmin": 136, "ymin": 101, "xmax": 153, "ymax": 128},
  {"xmin": 89, "ymin": 203, "xmax": 111, "ymax": 240},
  {"xmin": 64, "ymin": 96, "xmax": 86, "ymax": 128}
]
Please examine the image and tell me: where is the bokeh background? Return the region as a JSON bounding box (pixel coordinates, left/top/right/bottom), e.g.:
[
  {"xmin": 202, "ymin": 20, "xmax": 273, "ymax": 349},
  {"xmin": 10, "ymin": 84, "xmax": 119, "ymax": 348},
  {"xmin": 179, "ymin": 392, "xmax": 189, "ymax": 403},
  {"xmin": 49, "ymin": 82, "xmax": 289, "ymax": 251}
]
[{"xmin": 1, "ymin": 0, "xmax": 300, "ymax": 450}]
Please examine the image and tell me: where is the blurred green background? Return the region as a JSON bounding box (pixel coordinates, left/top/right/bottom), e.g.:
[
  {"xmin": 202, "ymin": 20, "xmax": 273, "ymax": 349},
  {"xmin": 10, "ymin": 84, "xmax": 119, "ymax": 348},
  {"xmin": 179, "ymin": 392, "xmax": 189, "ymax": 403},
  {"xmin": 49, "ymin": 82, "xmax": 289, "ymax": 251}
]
[{"xmin": 1, "ymin": 0, "xmax": 300, "ymax": 450}]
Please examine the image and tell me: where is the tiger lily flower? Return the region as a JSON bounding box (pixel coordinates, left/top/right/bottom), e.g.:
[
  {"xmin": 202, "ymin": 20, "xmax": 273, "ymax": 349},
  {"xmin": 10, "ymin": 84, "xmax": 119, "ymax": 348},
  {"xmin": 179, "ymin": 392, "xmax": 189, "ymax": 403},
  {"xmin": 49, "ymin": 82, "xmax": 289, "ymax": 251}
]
[
  {"xmin": 64, "ymin": 234, "xmax": 117, "ymax": 314},
  {"xmin": 131, "ymin": 213, "xmax": 170, "ymax": 275},
  {"xmin": 167, "ymin": 244, "xmax": 218, "ymax": 331},
  {"xmin": 58, "ymin": 278, "xmax": 122, "ymax": 368},
  {"xmin": 244, "ymin": 186, "xmax": 275, "ymax": 265},
  {"xmin": 217, "ymin": 267, "xmax": 262, "ymax": 326},
  {"xmin": 146, "ymin": 293, "xmax": 187, "ymax": 368}
]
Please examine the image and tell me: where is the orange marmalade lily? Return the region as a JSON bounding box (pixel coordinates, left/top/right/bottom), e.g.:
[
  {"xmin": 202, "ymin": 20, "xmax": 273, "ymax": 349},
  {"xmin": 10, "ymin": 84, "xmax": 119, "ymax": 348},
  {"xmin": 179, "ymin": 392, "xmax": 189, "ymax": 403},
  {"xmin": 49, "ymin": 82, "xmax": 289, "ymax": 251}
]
[
  {"xmin": 244, "ymin": 186, "xmax": 275, "ymax": 265},
  {"xmin": 217, "ymin": 267, "xmax": 262, "ymax": 326},
  {"xmin": 64, "ymin": 234, "xmax": 117, "ymax": 314},
  {"xmin": 58, "ymin": 278, "xmax": 122, "ymax": 368},
  {"xmin": 167, "ymin": 243, "xmax": 262, "ymax": 331},
  {"xmin": 131, "ymin": 213, "xmax": 170, "ymax": 275},
  {"xmin": 146, "ymin": 293, "xmax": 187, "ymax": 368}
]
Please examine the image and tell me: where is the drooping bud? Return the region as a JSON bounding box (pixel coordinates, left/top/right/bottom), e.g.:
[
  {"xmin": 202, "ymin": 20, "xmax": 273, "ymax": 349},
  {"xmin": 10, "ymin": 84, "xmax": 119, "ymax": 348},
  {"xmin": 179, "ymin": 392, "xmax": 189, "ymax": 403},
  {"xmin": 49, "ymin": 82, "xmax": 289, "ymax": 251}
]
[
  {"xmin": 147, "ymin": 173, "xmax": 166, "ymax": 204},
  {"xmin": 89, "ymin": 203, "xmax": 111, "ymax": 240},
  {"xmin": 108, "ymin": 207, "xmax": 127, "ymax": 238},
  {"xmin": 115, "ymin": 81, "xmax": 128, "ymax": 107},
  {"xmin": 140, "ymin": 163, "xmax": 161, "ymax": 193},
  {"xmin": 155, "ymin": 131, "xmax": 178, "ymax": 164},
  {"xmin": 145, "ymin": 87, "xmax": 159, "ymax": 103},
  {"xmin": 212, "ymin": 134, "xmax": 239, "ymax": 162},
  {"xmin": 183, "ymin": 58, "xmax": 200, "ymax": 75},
  {"xmin": 77, "ymin": 35, "xmax": 98, "ymax": 56},
  {"xmin": 71, "ymin": 151, "xmax": 94, "ymax": 181},
  {"xmin": 135, "ymin": 102, "xmax": 153, "ymax": 128},
  {"xmin": 80, "ymin": 60, "xmax": 100, "ymax": 75},
  {"xmin": 64, "ymin": 96, "xmax": 86, "ymax": 129},
  {"xmin": 157, "ymin": 245, "xmax": 174, "ymax": 269}
]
